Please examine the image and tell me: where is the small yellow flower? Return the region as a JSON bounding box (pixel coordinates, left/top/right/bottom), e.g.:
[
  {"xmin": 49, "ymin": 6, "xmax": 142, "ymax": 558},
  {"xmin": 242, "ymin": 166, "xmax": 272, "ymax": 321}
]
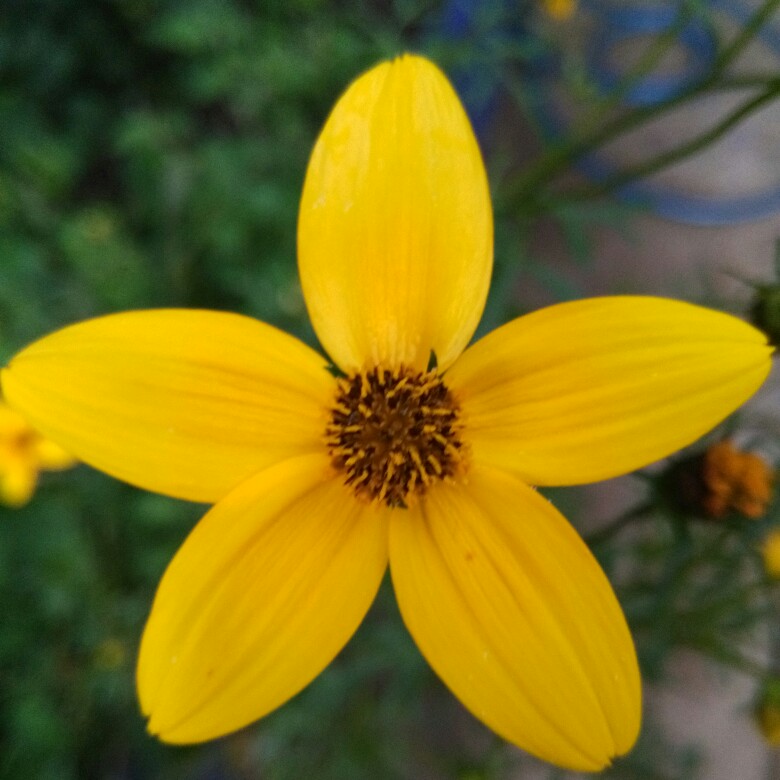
[
  {"xmin": 543, "ymin": 0, "xmax": 577, "ymax": 21},
  {"xmin": 0, "ymin": 56, "xmax": 773, "ymax": 770},
  {"xmin": 756, "ymin": 680, "xmax": 780, "ymax": 746},
  {"xmin": 758, "ymin": 704, "xmax": 780, "ymax": 745},
  {"xmin": 0, "ymin": 400, "xmax": 75, "ymax": 506},
  {"xmin": 761, "ymin": 529, "xmax": 780, "ymax": 578},
  {"xmin": 701, "ymin": 440, "xmax": 773, "ymax": 519}
]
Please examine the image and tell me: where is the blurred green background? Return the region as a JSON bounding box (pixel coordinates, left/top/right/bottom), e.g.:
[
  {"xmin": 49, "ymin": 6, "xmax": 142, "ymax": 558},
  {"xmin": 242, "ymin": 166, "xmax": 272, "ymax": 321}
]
[{"xmin": 2, "ymin": 1, "xmax": 779, "ymax": 778}]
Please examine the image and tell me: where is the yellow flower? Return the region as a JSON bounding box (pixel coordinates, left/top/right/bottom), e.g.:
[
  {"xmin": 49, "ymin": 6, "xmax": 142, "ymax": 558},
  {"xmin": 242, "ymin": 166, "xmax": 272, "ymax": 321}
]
[
  {"xmin": 0, "ymin": 56, "xmax": 773, "ymax": 770},
  {"xmin": 762, "ymin": 529, "xmax": 780, "ymax": 578},
  {"xmin": 543, "ymin": 0, "xmax": 577, "ymax": 20},
  {"xmin": 0, "ymin": 400, "xmax": 75, "ymax": 506}
]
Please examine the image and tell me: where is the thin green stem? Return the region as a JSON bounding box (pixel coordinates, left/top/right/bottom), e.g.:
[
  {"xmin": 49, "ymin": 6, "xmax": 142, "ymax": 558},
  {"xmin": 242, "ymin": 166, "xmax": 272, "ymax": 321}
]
[
  {"xmin": 685, "ymin": 640, "xmax": 775, "ymax": 679},
  {"xmin": 501, "ymin": 0, "xmax": 780, "ymax": 203},
  {"xmin": 711, "ymin": 75, "xmax": 780, "ymax": 91},
  {"xmin": 678, "ymin": 579, "xmax": 772, "ymax": 622},
  {"xmin": 501, "ymin": 5, "xmax": 694, "ymax": 201},
  {"xmin": 592, "ymin": 2, "xmax": 696, "ymax": 112},
  {"xmin": 563, "ymin": 81, "xmax": 780, "ymax": 199},
  {"xmin": 712, "ymin": 0, "xmax": 780, "ymax": 71}
]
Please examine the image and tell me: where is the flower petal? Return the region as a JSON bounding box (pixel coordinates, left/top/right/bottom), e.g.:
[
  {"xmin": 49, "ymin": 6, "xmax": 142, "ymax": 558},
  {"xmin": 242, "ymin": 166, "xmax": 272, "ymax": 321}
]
[
  {"xmin": 0, "ymin": 462, "xmax": 37, "ymax": 507},
  {"xmin": 2, "ymin": 310, "xmax": 334, "ymax": 502},
  {"xmin": 390, "ymin": 467, "xmax": 640, "ymax": 771},
  {"xmin": 31, "ymin": 438, "xmax": 77, "ymax": 471},
  {"xmin": 447, "ymin": 297, "xmax": 773, "ymax": 486},
  {"xmin": 139, "ymin": 453, "xmax": 389, "ymax": 743},
  {"xmin": 298, "ymin": 54, "xmax": 492, "ymax": 373}
]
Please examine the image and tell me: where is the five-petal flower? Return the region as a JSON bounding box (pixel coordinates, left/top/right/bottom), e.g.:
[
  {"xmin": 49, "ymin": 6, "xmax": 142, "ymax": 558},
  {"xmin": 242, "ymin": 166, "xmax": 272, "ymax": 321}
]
[
  {"xmin": 0, "ymin": 400, "xmax": 75, "ymax": 506},
  {"xmin": 0, "ymin": 55, "xmax": 772, "ymax": 770}
]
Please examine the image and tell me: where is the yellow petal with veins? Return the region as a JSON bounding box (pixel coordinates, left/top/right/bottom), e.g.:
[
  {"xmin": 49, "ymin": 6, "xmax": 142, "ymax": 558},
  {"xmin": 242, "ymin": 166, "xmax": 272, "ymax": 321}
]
[
  {"xmin": 447, "ymin": 297, "xmax": 772, "ymax": 485},
  {"xmin": 139, "ymin": 454, "xmax": 389, "ymax": 743},
  {"xmin": 298, "ymin": 54, "xmax": 492, "ymax": 373},
  {"xmin": 2, "ymin": 310, "xmax": 334, "ymax": 502},
  {"xmin": 390, "ymin": 466, "xmax": 640, "ymax": 770}
]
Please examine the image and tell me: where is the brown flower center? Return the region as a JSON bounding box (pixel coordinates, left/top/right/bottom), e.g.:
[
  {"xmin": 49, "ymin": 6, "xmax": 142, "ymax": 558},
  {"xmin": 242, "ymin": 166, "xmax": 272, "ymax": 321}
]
[{"xmin": 325, "ymin": 366, "xmax": 465, "ymax": 506}]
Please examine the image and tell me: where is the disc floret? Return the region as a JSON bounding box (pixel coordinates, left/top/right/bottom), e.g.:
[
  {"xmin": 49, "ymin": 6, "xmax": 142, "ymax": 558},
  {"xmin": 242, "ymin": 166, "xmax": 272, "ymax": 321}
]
[{"xmin": 325, "ymin": 366, "xmax": 465, "ymax": 506}]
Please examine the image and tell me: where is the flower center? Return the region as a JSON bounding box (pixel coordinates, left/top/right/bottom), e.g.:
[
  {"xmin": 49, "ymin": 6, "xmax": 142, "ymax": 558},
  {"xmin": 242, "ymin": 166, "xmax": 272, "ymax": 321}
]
[{"xmin": 325, "ymin": 366, "xmax": 465, "ymax": 507}]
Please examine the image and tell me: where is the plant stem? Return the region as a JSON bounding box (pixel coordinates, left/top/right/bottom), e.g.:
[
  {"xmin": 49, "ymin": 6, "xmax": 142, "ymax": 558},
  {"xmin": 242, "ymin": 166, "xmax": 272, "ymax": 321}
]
[
  {"xmin": 501, "ymin": 4, "xmax": 694, "ymax": 201},
  {"xmin": 712, "ymin": 0, "xmax": 780, "ymax": 71},
  {"xmin": 502, "ymin": 0, "xmax": 780, "ymax": 203},
  {"xmin": 715, "ymin": 75, "xmax": 780, "ymax": 90},
  {"xmin": 685, "ymin": 640, "xmax": 775, "ymax": 679},
  {"xmin": 563, "ymin": 80, "xmax": 780, "ymax": 200}
]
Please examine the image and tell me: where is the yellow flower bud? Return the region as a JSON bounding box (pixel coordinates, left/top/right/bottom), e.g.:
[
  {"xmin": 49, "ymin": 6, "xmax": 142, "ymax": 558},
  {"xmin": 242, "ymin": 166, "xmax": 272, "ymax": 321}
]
[
  {"xmin": 543, "ymin": 0, "xmax": 577, "ymax": 20},
  {"xmin": 761, "ymin": 529, "xmax": 780, "ymax": 579},
  {"xmin": 0, "ymin": 401, "xmax": 76, "ymax": 507},
  {"xmin": 700, "ymin": 440, "xmax": 773, "ymax": 519},
  {"xmin": 756, "ymin": 681, "xmax": 780, "ymax": 746}
]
